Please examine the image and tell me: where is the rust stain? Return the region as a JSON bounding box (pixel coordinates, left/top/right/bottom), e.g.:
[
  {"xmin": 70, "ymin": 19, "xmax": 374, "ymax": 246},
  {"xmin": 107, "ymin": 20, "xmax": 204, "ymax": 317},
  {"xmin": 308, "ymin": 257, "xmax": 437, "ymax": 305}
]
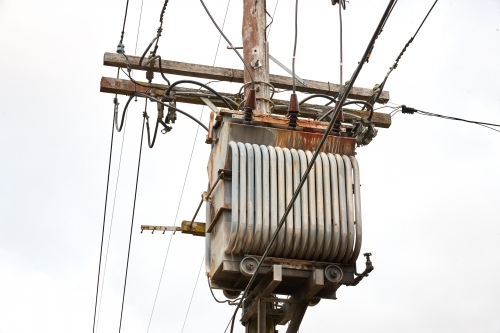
[{"xmin": 276, "ymin": 130, "xmax": 355, "ymax": 155}]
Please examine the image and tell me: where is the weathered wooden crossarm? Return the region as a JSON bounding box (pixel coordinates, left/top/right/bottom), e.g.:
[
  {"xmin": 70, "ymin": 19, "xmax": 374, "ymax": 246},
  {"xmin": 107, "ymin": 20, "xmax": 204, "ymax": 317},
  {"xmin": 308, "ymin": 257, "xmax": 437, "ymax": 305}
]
[
  {"xmin": 103, "ymin": 52, "xmax": 390, "ymax": 103},
  {"xmin": 100, "ymin": 77, "xmax": 391, "ymax": 128}
]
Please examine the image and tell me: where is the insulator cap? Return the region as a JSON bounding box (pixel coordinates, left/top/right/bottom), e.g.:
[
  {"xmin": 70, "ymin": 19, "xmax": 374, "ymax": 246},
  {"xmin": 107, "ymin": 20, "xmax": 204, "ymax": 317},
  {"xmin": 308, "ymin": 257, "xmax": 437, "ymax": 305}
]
[
  {"xmin": 288, "ymin": 93, "xmax": 300, "ymax": 114},
  {"xmin": 287, "ymin": 93, "xmax": 300, "ymax": 130},
  {"xmin": 244, "ymin": 89, "xmax": 256, "ymax": 110}
]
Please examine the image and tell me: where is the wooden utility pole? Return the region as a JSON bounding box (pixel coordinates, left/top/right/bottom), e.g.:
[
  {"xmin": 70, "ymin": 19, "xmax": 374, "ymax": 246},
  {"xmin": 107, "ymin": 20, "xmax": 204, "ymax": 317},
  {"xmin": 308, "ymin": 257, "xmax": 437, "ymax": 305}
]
[{"xmin": 242, "ymin": 0, "xmax": 270, "ymax": 115}]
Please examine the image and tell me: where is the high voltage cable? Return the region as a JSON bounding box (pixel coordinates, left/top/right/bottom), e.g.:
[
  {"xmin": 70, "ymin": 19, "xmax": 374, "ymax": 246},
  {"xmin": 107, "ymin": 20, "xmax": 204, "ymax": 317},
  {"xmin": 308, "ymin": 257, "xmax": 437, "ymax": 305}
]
[
  {"xmin": 337, "ymin": 1, "xmax": 344, "ymax": 95},
  {"xmin": 94, "ymin": 3, "xmax": 145, "ymax": 328},
  {"xmin": 119, "ymin": 0, "xmax": 131, "ymax": 45},
  {"xmin": 146, "ymin": 2, "xmax": 232, "ymax": 331},
  {"xmin": 92, "ymin": 0, "xmax": 132, "ymax": 329},
  {"xmin": 118, "ymin": 116, "xmax": 146, "ymax": 333},
  {"xmin": 91, "ymin": 109, "xmax": 116, "ymax": 333},
  {"xmin": 291, "ymin": 0, "xmax": 299, "ymax": 94},
  {"xmin": 95, "ymin": 111, "xmax": 129, "ymax": 331},
  {"xmin": 180, "ymin": 256, "xmax": 205, "ymax": 333},
  {"xmin": 227, "ymin": 1, "xmax": 397, "ymax": 332}
]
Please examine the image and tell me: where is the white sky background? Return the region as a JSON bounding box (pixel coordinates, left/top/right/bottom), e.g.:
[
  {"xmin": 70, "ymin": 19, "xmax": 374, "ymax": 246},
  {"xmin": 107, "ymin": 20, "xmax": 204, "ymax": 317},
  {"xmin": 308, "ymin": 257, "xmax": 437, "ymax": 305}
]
[{"xmin": 1, "ymin": 0, "xmax": 500, "ymax": 332}]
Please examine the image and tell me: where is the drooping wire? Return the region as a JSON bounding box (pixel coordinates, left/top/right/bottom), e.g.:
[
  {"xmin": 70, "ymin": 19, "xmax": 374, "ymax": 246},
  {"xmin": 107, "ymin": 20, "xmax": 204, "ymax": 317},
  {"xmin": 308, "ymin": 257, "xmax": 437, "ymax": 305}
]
[
  {"xmin": 114, "ymin": 93, "xmax": 209, "ymax": 132},
  {"xmin": 91, "ymin": 108, "xmax": 116, "ymax": 333},
  {"xmin": 227, "ymin": 2, "xmax": 397, "ymax": 332},
  {"xmin": 95, "ymin": 108, "xmax": 130, "ymax": 331},
  {"xmin": 146, "ymin": 3, "xmax": 232, "ymax": 330},
  {"xmin": 365, "ymin": 0, "xmax": 438, "ymax": 109},
  {"xmin": 266, "ymin": 0, "xmax": 280, "ymax": 40},
  {"xmin": 180, "ymin": 257, "xmax": 205, "ymax": 333},
  {"xmin": 292, "ymin": 0, "xmax": 299, "ymax": 94},
  {"xmin": 200, "ymin": 0, "xmax": 255, "ymax": 90},
  {"xmin": 118, "ymin": 117, "xmax": 146, "ymax": 333}
]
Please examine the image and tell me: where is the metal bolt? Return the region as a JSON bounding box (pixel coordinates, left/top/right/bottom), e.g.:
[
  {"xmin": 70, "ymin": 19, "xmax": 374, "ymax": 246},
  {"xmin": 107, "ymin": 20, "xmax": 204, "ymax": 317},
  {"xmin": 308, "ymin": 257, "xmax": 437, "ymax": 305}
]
[
  {"xmin": 330, "ymin": 270, "xmax": 337, "ymax": 278},
  {"xmin": 246, "ymin": 262, "xmax": 254, "ymax": 270}
]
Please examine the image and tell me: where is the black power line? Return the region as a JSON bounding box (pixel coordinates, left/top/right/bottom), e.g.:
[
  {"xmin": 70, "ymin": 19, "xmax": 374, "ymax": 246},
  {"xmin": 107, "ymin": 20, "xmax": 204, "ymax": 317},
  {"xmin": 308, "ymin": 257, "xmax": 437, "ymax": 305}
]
[
  {"xmin": 401, "ymin": 105, "xmax": 500, "ymax": 133},
  {"xmin": 91, "ymin": 109, "xmax": 116, "ymax": 333},
  {"xmin": 366, "ymin": 0, "xmax": 438, "ymax": 108},
  {"xmin": 227, "ymin": 1, "xmax": 397, "ymax": 332},
  {"xmin": 118, "ymin": 117, "xmax": 146, "ymax": 333}
]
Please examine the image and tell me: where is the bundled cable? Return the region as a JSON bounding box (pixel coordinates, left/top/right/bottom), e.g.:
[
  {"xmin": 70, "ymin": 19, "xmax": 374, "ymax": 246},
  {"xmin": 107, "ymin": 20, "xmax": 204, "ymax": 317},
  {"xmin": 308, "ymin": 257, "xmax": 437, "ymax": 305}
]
[{"xmin": 365, "ymin": 0, "xmax": 438, "ymax": 109}]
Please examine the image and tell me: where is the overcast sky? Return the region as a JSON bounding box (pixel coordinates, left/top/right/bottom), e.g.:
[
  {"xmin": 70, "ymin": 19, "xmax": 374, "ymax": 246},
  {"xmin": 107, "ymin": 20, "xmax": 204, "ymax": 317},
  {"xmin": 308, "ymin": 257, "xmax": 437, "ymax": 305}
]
[{"xmin": 1, "ymin": 0, "xmax": 500, "ymax": 332}]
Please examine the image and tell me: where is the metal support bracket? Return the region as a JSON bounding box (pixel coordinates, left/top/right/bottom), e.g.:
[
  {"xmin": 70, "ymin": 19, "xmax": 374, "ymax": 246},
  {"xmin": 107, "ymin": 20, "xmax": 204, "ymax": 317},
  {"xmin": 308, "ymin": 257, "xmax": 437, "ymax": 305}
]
[
  {"xmin": 200, "ymin": 96, "xmax": 220, "ymax": 113},
  {"xmin": 241, "ymin": 265, "xmax": 283, "ymax": 323},
  {"xmin": 268, "ymin": 54, "xmax": 307, "ymax": 87}
]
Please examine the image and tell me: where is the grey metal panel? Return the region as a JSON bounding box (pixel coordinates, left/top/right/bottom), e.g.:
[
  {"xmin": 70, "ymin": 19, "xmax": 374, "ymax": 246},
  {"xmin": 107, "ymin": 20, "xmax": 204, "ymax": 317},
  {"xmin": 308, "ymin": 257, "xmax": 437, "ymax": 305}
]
[
  {"xmin": 304, "ymin": 151, "xmax": 316, "ymax": 260},
  {"xmin": 268, "ymin": 146, "xmax": 278, "ymax": 256},
  {"xmin": 282, "ymin": 148, "xmax": 294, "ymax": 258},
  {"xmin": 348, "ymin": 156, "xmax": 362, "ymax": 265},
  {"xmin": 242, "ymin": 143, "xmax": 255, "ymax": 254},
  {"xmin": 225, "ymin": 141, "xmax": 239, "ymax": 254},
  {"xmin": 290, "ymin": 149, "xmax": 302, "ymax": 258},
  {"xmin": 297, "ymin": 150, "xmax": 309, "ymax": 259},
  {"xmin": 333, "ymin": 154, "xmax": 347, "ymax": 262},
  {"xmin": 259, "ymin": 145, "xmax": 271, "ymax": 254},
  {"xmin": 251, "ymin": 144, "xmax": 263, "ymax": 254},
  {"xmin": 341, "ymin": 155, "xmax": 355, "ymax": 263},
  {"xmin": 327, "ymin": 154, "xmax": 340, "ymax": 262},
  {"xmin": 319, "ymin": 153, "xmax": 332, "ymax": 261},
  {"xmin": 312, "ymin": 154, "xmax": 325, "ymax": 260},
  {"xmin": 233, "ymin": 142, "xmax": 247, "ymax": 255},
  {"xmin": 275, "ymin": 147, "xmax": 286, "ymax": 257}
]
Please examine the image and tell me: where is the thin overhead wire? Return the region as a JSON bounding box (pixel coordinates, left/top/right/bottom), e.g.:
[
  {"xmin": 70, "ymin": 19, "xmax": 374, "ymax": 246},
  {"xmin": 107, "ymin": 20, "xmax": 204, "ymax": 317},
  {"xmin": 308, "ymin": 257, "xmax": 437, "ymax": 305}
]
[
  {"xmin": 91, "ymin": 109, "xmax": 116, "ymax": 333},
  {"xmin": 134, "ymin": 0, "xmax": 145, "ymax": 55},
  {"xmin": 228, "ymin": 2, "xmax": 397, "ymax": 332},
  {"xmin": 118, "ymin": 117, "xmax": 146, "ymax": 333},
  {"xmin": 266, "ymin": 0, "xmax": 280, "ymax": 39},
  {"xmin": 180, "ymin": 257, "xmax": 205, "ymax": 333},
  {"xmin": 146, "ymin": 2, "xmax": 232, "ymax": 331},
  {"xmin": 403, "ymin": 106, "xmax": 500, "ymax": 132},
  {"xmin": 95, "ymin": 110, "xmax": 130, "ymax": 331}
]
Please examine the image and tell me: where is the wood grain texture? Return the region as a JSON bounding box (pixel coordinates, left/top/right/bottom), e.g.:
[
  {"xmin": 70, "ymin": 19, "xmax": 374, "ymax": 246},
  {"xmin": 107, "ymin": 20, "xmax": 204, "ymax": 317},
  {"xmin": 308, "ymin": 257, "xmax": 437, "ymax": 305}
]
[
  {"xmin": 100, "ymin": 77, "xmax": 391, "ymax": 128},
  {"xmin": 103, "ymin": 52, "xmax": 390, "ymax": 103}
]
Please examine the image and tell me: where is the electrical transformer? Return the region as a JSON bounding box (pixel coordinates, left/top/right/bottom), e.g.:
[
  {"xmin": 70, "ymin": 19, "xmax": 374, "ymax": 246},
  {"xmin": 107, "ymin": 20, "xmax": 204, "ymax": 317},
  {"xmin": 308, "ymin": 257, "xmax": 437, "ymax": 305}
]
[{"xmin": 205, "ymin": 110, "xmax": 372, "ymax": 306}]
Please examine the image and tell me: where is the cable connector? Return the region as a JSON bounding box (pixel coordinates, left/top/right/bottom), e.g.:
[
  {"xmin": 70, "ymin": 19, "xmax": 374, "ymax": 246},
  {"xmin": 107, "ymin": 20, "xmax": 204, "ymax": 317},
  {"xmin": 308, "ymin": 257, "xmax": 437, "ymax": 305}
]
[
  {"xmin": 401, "ymin": 105, "xmax": 416, "ymax": 114},
  {"xmin": 117, "ymin": 43, "xmax": 125, "ymax": 54}
]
